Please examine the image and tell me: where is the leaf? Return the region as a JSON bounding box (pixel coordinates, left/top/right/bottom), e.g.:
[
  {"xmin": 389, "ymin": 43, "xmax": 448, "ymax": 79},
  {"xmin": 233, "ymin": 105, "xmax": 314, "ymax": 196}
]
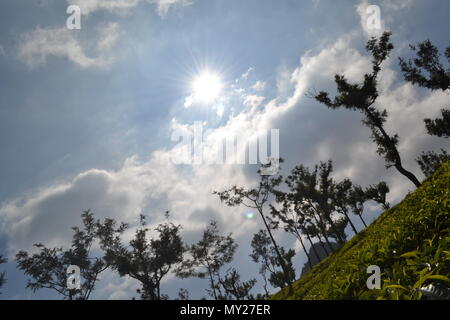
[
  {"xmin": 385, "ymin": 284, "xmax": 408, "ymax": 291},
  {"xmin": 425, "ymin": 275, "xmax": 450, "ymax": 282},
  {"xmin": 400, "ymin": 250, "xmax": 419, "ymax": 258}
]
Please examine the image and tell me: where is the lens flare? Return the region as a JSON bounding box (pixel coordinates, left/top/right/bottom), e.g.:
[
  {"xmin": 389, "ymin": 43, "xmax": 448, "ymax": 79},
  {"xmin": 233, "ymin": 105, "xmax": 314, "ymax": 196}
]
[{"xmin": 192, "ymin": 72, "xmax": 222, "ymax": 103}]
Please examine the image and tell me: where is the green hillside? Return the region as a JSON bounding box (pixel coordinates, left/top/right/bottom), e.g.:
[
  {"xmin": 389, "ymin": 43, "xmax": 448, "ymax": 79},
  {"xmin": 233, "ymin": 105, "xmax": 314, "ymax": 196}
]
[{"xmin": 272, "ymin": 162, "xmax": 450, "ymax": 300}]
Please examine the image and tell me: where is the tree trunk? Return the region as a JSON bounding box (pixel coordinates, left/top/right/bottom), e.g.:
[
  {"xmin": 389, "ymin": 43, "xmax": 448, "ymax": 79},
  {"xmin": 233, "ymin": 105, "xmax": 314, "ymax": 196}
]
[
  {"xmin": 358, "ymin": 213, "xmax": 368, "ymax": 228},
  {"xmin": 367, "ymin": 109, "xmax": 422, "ymax": 188},
  {"xmin": 294, "ymin": 229, "xmax": 313, "ymax": 270},
  {"xmin": 341, "ymin": 209, "xmax": 358, "ymax": 235},
  {"xmin": 305, "ymin": 232, "xmax": 321, "ymax": 263},
  {"xmin": 310, "ymin": 205, "xmax": 335, "ymax": 252},
  {"xmin": 257, "ymin": 205, "xmax": 292, "ymax": 287}
]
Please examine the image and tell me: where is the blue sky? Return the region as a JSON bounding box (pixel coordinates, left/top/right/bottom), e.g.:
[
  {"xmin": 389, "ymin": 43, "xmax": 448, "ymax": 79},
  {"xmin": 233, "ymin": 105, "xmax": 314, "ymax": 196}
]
[{"xmin": 0, "ymin": 0, "xmax": 449, "ymax": 299}]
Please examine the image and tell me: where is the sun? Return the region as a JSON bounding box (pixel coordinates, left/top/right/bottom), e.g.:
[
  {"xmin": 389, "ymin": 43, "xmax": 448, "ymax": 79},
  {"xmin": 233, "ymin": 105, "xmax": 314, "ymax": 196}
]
[{"xmin": 192, "ymin": 71, "xmax": 222, "ymax": 104}]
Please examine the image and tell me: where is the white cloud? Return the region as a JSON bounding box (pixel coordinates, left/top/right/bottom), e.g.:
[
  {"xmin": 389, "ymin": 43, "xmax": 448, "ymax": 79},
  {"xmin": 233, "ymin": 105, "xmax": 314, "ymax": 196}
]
[
  {"xmin": 183, "ymin": 93, "xmax": 195, "ymax": 108},
  {"xmin": 67, "ymin": 0, "xmax": 191, "ymax": 17},
  {"xmin": 151, "ymin": 0, "xmax": 192, "ymax": 17},
  {"xmin": 356, "ymin": 0, "xmax": 385, "ymax": 38},
  {"xmin": 96, "ymin": 23, "xmax": 121, "ymax": 51},
  {"xmin": 67, "ymin": 0, "xmax": 140, "ymax": 15},
  {"xmin": 251, "ymin": 80, "xmax": 266, "ymax": 92},
  {"xmin": 356, "ymin": 0, "xmax": 414, "ymax": 37},
  {"xmin": 243, "ymin": 94, "xmax": 265, "ymax": 109},
  {"xmin": 17, "ymin": 22, "xmax": 120, "ymax": 68},
  {"xmin": 241, "ymin": 67, "xmax": 254, "ymax": 80}
]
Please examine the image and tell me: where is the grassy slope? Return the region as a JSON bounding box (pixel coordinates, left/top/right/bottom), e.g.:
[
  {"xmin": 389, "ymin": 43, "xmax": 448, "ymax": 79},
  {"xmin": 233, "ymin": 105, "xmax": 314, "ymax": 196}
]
[{"xmin": 272, "ymin": 162, "xmax": 450, "ymax": 300}]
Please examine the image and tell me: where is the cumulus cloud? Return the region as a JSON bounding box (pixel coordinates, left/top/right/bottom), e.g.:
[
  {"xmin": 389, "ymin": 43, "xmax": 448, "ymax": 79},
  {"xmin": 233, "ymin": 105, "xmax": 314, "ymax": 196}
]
[
  {"xmin": 67, "ymin": 0, "xmax": 140, "ymax": 15},
  {"xmin": 243, "ymin": 94, "xmax": 265, "ymax": 109},
  {"xmin": 67, "ymin": 0, "xmax": 191, "ymax": 17},
  {"xmin": 356, "ymin": 0, "xmax": 414, "ymax": 37},
  {"xmin": 17, "ymin": 22, "xmax": 120, "ymax": 68}
]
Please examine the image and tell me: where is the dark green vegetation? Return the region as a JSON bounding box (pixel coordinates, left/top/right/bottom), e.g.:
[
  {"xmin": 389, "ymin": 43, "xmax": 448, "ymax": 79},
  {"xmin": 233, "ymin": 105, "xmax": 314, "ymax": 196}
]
[
  {"xmin": 0, "ymin": 254, "xmax": 6, "ymax": 294},
  {"xmin": 272, "ymin": 161, "xmax": 450, "ymax": 300}
]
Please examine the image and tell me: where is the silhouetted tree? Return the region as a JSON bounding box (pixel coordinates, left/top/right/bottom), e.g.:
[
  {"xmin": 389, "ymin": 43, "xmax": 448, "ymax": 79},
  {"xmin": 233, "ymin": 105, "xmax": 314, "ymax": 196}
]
[
  {"xmin": 177, "ymin": 221, "xmax": 256, "ymax": 300},
  {"xmin": 176, "ymin": 220, "xmax": 238, "ymax": 300},
  {"xmin": 98, "ymin": 213, "xmax": 184, "ymax": 300},
  {"xmin": 349, "ymin": 181, "xmax": 390, "ymax": 228},
  {"xmin": 282, "ymin": 161, "xmax": 348, "ymax": 244},
  {"xmin": 177, "ymin": 288, "xmax": 190, "ymax": 300},
  {"xmin": 314, "ymin": 32, "xmax": 422, "ymax": 188},
  {"xmin": 16, "ymin": 210, "xmax": 125, "ymax": 300},
  {"xmin": 214, "ymin": 161, "xmax": 293, "ymax": 288},
  {"xmin": 272, "ymin": 160, "xmax": 390, "ymax": 250},
  {"xmin": 278, "ymin": 163, "xmax": 337, "ymax": 254},
  {"xmin": 424, "ymin": 109, "xmax": 450, "ymax": 138},
  {"xmin": 399, "ymin": 40, "xmax": 450, "ymax": 91},
  {"xmin": 217, "ymin": 268, "xmax": 257, "ymax": 300},
  {"xmin": 417, "ymin": 149, "xmax": 450, "ymax": 178},
  {"xmin": 269, "ymin": 196, "xmax": 316, "ymax": 270},
  {"xmin": 399, "ymin": 39, "xmax": 450, "ymax": 177},
  {"xmin": 0, "ymin": 254, "xmax": 6, "ymax": 294},
  {"xmin": 250, "ymin": 230, "xmax": 296, "ymax": 296}
]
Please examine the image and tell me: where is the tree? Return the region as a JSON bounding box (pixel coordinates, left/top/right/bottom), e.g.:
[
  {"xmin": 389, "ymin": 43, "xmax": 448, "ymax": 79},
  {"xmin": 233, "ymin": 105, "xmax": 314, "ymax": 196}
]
[
  {"xmin": 314, "ymin": 32, "xmax": 422, "ymax": 188},
  {"xmin": 349, "ymin": 181, "xmax": 390, "ymax": 228},
  {"xmin": 98, "ymin": 213, "xmax": 184, "ymax": 300},
  {"xmin": 176, "ymin": 220, "xmax": 241, "ymax": 300},
  {"xmin": 417, "ymin": 149, "xmax": 450, "ymax": 178},
  {"xmin": 269, "ymin": 196, "xmax": 317, "ymax": 271},
  {"xmin": 399, "ymin": 40, "xmax": 450, "ymax": 91},
  {"xmin": 16, "ymin": 210, "xmax": 125, "ymax": 300},
  {"xmin": 217, "ymin": 268, "xmax": 257, "ymax": 300},
  {"xmin": 279, "ymin": 161, "xmax": 348, "ymax": 245},
  {"xmin": 272, "ymin": 160, "xmax": 390, "ymax": 253},
  {"xmin": 177, "ymin": 288, "xmax": 190, "ymax": 300},
  {"xmin": 214, "ymin": 161, "xmax": 294, "ymax": 288},
  {"xmin": 250, "ymin": 230, "xmax": 296, "ymax": 297},
  {"xmin": 0, "ymin": 254, "xmax": 6, "ymax": 294},
  {"xmin": 399, "ymin": 39, "xmax": 450, "ymax": 176},
  {"xmin": 424, "ymin": 109, "xmax": 450, "ymax": 138}
]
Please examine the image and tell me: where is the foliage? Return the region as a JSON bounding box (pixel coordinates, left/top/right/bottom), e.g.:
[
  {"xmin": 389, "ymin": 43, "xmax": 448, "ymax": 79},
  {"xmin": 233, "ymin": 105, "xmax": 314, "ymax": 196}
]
[
  {"xmin": 399, "ymin": 40, "xmax": 450, "ymax": 91},
  {"xmin": 176, "ymin": 220, "xmax": 245, "ymax": 300},
  {"xmin": 271, "ymin": 160, "xmax": 389, "ymax": 249},
  {"xmin": 0, "ymin": 254, "xmax": 6, "ymax": 294},
  {"xmin": 315, "ymin": 32, "xmax": 421, "ymax": 188},
  {"xmin": 214, "ymin": 161, "xmax": 294, "ymax": 288},
  {"xmin": 271, "ymin": 162, "xmax": 450, "ymax": 300},
  {"xmin": 424, "ymin": 109, "xmax": 450, "ymax": 138},
  {"xmin": 98, "ymin": 212, "xmax": 184, "ymax": 300},
  {"xmin": 399, "ymin": 39, "xmax": 449, "ymax": 176},
  {"xmin": 250, "ymin": 229, "xmax": 296, "ymax": 296},
  {"xmin": 417, "ymin": 149, "xmax": 450, "ymax": 178},
  {"xmin": 217, "ymin": 268, "xmax": 257, "ymax": 300},
  {"xmin": 16, "ymin": 210, "xmax": 124, "ymax": 300}
]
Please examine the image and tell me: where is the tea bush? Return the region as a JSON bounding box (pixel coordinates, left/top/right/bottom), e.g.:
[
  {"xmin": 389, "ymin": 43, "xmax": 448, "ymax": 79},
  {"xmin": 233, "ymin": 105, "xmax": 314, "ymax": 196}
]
[{"xmin": 272, "ymin": 161, "xmax": 449, "ymax": 300}]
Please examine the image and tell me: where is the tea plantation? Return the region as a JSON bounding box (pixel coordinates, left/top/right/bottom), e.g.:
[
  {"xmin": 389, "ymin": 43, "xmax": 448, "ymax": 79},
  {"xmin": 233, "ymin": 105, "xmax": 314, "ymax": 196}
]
[{"xmin": 272, "ymin": 162, "xmax": 450, "ymax": 300}]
